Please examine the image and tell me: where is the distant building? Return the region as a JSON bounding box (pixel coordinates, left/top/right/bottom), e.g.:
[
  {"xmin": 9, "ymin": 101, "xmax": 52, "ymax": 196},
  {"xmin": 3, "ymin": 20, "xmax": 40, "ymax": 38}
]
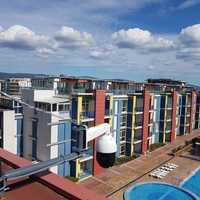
[
  {"xmin": 31, "ymin": 76, "xmax": 60, "ymax": 91},
  {"xmin": 1, "ymin": 78, "xmax": 31, "ymax": 97}
]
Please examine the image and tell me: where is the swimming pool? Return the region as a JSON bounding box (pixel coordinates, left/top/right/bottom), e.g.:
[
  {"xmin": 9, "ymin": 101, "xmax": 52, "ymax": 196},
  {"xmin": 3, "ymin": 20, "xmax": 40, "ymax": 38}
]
[
  {"xmin": 124, "ymin": 182, "xmax": 199, "ymax": 200},
  {"xmin": 182, "ymin": 168, "xmax": 200, "ymax": 198}
]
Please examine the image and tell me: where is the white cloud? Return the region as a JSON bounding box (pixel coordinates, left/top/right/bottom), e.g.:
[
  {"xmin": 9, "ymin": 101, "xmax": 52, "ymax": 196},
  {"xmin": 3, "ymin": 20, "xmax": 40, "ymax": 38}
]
[
  {"xmin": 177, "ymin": 0, "xmax": 200, "ymax": 10},
  {"xmin": 36, "ymin": 48, "xmax": 55, "ymax": 58},
  {"xmin": 0, "ymin": 25, "xmax": 56, "ymax": 53},
  {"xmin": 54, "ymin": 26, "xmax": 94, "ymax": 49},
  {"xmin": 179, "ymin": 24, "xmax": 200, "ymax": 45},
  {"xmin": 112, "ymin": 28, "xmax": 175, "ymax": 52},
  {"xmin": 148, "ymin": 65, "xmax": 156, "ymax": 70},
  {"xmin": 0, "ymin": 26, "xmax": 3, "ymax": 32},
  {"xmin": 89, "ymin": 45, "xmax": 114, "ymax": 59},
  {"xmin": 177, "ymin": 24, "xmax": 200, "ymax": 61}
]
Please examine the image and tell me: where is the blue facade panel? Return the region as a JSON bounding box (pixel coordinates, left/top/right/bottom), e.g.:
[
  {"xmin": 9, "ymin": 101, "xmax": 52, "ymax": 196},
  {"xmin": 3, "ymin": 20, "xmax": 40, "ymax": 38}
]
[
  {"xmin": 151, "ymin": 95, "xmax": 161, "ymax": 144},
  {"xmin": 58, "ymin": 121, "xmax": 71, "ymax": 177},
  {"xmin": 112, "ymin": 97, "xmax": 128, "ymax": 158},
  {"xmin": 32, "ymin": 119, "xmax": 38, "ymax": 160},
  {"xmin": 16, "ymin": 118, "xmax": 23, "ymax": 156}
]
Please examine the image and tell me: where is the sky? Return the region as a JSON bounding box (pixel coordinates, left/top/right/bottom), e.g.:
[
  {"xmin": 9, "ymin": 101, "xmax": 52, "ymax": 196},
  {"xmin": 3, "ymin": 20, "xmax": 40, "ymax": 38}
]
[{"xmin": 0, "ymin": 0, "xmax": 200, "ymax": 83}]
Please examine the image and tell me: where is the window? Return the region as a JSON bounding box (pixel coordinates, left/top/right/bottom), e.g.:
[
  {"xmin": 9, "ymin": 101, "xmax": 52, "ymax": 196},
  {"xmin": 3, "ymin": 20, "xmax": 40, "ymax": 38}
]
[
  {"xmin": 122, "ymin": 100, "xmax": 128, "ymax": 112},
  {"xmin": 120, "ymin": 129, "xmax": 126, "ymax": 141},
  {"xmin": 58, "ymin": 104, "xmax": 70, "ymax": 112},
  {"xmin": 34, "ymin": 102, "xmax": 39, "ymax": 108},
  {"xmin": 52, "ymin": 104, "xmax": 57, "ymax": 112},
  {"xmin": 59, "ymin": 104, "xmax": 64, "ymax": 111},
  {"xmin": 120, "ymin": 144, "xmax": 126, "ymax": 156},
  {"xmin": 47, "ymin": 104, "xmax": 51, "ymax": 111},
  {"xmin": 120, "ymin": 114, "xmax": 127, "ymax": 127},
  {"xmin": 32, "ymin": 119, "xmax": 38, "ymax": 160}
]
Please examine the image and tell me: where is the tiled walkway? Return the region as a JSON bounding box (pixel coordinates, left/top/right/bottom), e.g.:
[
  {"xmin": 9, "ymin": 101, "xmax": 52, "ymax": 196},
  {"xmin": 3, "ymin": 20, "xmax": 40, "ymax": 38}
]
[{"xmin": 80, "ymin": 130, "xmax": 200, "ymax": 200}]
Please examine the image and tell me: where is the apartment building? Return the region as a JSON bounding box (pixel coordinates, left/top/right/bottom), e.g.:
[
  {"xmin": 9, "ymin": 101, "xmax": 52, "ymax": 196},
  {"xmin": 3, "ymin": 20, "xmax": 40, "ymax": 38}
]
[
  {"xmin": 195, "ymin": 93, "xmax": 200, "ymax": 129},
  {"xmin": 31, "ymin": 76, "xmax": 60, "ymax": 91},
  {"xmin": 1, "ymin": 78, "xmax": 31, "ymax": 96},
  {"xmin": 0, "ymin": 98, "xmax": 23, "ymax": 156},
  {"xmin": 1, "ymin": 76, "xmax": 200, "ymax": 182},
  {"xmin": 21, "ymin": 88, "xmax": 71, "ymax": 176},
  {"xmin": 70, "ymin": 90, "xmax": 113, "ymax": 180}
]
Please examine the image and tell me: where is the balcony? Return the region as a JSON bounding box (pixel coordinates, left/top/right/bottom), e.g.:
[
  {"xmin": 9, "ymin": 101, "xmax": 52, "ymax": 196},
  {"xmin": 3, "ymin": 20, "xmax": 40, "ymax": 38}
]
[
  {"xmin": 80, "ymin": 111, "xmax": 95, "ymax": 120},
  {"xmin": 58, "ymin": 87, "xmax": 90, "ymax": 94},
  {"xmin": 81, "ymin": 147, "xmax": 93, "ymax": 157},
  {"xmin": 134, "ymin": 134, "xmax": 142, "ymax": 142},
  {"xmin": 134, "ymin": 129, "xmax": 142, "ymax": 142},
  {"xmin": 135, "ymin": 121, "xmax": 143, "ymax": 127},
  {"xmin": 166, "ymin": 114, "xmax": 172, "ymax": 121},
  {"xmin": 108, "ymin": 89, "xmax": 136, "ymax": 95},
  {"xmin": 72, "ymin": 88, "xmax": 87, "ymax": 93},
  {"xmin": 14, "ymin": 107, "xmax": 23, "ymax": 114},
  {"xmin": 135, "ymin": 107, "xmax": 143, "ymax": 113},
  {"xmin": 105, "ymin": 109, "xmax": 111, "ymax": 116}
]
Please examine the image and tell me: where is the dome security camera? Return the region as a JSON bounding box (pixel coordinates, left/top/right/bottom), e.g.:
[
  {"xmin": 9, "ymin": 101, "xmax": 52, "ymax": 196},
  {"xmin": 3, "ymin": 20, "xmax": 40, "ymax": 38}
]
[{"xmin": 96, "ymin": 134, "xmax": 117, "ymax": 168}]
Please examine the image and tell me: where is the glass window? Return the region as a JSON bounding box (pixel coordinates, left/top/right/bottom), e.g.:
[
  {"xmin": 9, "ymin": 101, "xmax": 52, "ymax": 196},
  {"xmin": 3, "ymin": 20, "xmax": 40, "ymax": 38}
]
[
  {"xmin": 120, "ymin": 114, "xmax": 127, "ymax": 127},
  {"xmin": 52, "ymin": 104, "xmax": 57, "ymax": 111},
  {"xmin": 122, "ymin": 100, "xmax": 128, "ymax": 112},
  {"xmin": 47, "ymin": 104, "xmax": 51, "ymax": 111},
  {"xmin": 59, "ymin": 104, "xmax": 64, "ymax": 111},
  {"xmin": 120, "ymin": 129, "xmax": 126, "ymax": 141},
  {"xmin": 120, "ymin": 144, "xmax": 126, "ymax": 156}
]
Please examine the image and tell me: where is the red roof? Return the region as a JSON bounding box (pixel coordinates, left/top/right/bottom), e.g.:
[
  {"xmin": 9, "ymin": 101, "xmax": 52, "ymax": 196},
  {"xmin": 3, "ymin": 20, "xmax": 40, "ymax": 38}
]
[{"xmin": 0, "ymin": 148, "xmax": 107, "ymax": 200}]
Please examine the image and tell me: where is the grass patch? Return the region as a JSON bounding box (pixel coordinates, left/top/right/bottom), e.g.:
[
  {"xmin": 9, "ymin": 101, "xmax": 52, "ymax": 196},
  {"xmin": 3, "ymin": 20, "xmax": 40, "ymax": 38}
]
[
  {"xmin": 65, "ymin": 176, "xmax": 79, "ymax": 182},
  {"xmin": 115, "ymin": 155, "xmax": 138, "ymax": 166},
  {"xmin": 149, "ymin": 143, "xmax": 165, "ymax": 152}
]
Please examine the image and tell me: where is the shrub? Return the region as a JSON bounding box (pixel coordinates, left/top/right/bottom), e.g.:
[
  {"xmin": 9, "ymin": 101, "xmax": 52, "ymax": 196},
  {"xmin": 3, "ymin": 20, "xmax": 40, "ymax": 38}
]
[
  {"xmin": 65, "ymin": 176, "xmax": 79, "ymax": 182},
  {"xmin": 149, "ymin": 143, "xmax": 165, "ymax": 152},
  {"xmin": 115, "ymin": 155, "xmax": 138, "ymax": 165}
]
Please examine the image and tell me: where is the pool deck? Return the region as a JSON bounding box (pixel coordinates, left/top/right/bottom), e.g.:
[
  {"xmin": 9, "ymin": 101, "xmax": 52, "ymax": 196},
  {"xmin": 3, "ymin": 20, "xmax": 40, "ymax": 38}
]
[{"xmin": 80, "ymin": 130, "xmax": 200, "ymax": 200}]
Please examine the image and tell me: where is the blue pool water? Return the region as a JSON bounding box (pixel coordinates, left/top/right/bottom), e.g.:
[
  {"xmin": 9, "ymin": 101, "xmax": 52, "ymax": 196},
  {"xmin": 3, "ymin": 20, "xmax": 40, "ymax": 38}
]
[
  {"xmin": 182, "ymin": 168, "xmax": 200, "ymax": 198},
  {"xmin": 124, "ymin": 182, "xmax": 198, "ymax": 200}
]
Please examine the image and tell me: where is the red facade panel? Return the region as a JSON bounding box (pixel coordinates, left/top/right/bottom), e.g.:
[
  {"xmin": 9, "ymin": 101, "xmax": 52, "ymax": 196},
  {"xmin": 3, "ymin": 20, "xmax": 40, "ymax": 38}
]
[
  {"xmin": 142, "ymin": 89, "xmax": 150, "ymax": 154},
  {"xmin": 93, "ymin": 90, "xmax": 105, "ymax": 176},
  {"xmin": 171, "ymin": 91, "xmax": 177, "ymax": 142}
]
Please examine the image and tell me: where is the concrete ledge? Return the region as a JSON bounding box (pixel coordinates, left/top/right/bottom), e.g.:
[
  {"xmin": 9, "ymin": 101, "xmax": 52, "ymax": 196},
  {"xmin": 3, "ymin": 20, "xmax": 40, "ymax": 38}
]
[{"xmin": 0, "ymin": 148, "xmax": 107, "ymax": 200}]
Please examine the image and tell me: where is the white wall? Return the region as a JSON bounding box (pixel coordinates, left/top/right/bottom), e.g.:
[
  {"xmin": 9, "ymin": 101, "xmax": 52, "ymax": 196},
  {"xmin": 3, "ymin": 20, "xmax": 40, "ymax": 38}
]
[
  {"xmin": 3, "ymin": 110, "xmax": 17, "ymax": 154},
  {"xmin": 22, "ymin": 89, "xmax": 52, "ymax": 161},
  {"xmin": 34, "ymin": 90, "xmax": 56, "ymax": 101},
  {"xmin": 49, "ymin": 115, "xmax": 59, "ymax": 174}
]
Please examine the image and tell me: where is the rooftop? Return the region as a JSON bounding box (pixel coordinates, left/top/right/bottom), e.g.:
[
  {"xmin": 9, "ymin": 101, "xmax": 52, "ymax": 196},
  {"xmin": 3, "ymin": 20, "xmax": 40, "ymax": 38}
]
[
  {"xmin": 35, "ymin": 96, "xmax": 70, "ymax": 104},
  {"xmin": 147, "ymin": 78, "xmax": 186, "ymax": 86},
  {"xmin": 0, "ymin": 148, "xmax": 107, "ymax": 200}
]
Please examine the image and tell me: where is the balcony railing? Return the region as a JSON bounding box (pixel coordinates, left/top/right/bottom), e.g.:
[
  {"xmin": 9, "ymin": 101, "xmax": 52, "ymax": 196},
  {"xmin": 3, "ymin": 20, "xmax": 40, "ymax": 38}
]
[
  {"xmin": 108, "ymin": 89, "xmax": 136, "ymax": 95},
  {"xmin": 166, "ymin": 115, "xmax": 172, "ymax": 121},
  {"xmin": 105, "ymin": 109, "xmax": 111, "ymax": 116},
  {"xmin": 81, "ymin": 147, "xmax": 93, "ymax": 157},
  {"xmin": 58, "ymin": 87, "xmax": 90, "ymax": 94},
  {"xmin": 135, "ymin": 107, "xmax": 143, "ymax": 112},
  {"xmin": 135, "ymin": 121, "xmax": 143, "ymax": 127},
  {"xmin": 80, "ymin": 111, "xmax": 95, "ymax": 119},
  {"xmin": 134, "ymin": 134, "xmax": 142, "ymax": 141},
  {"xmin": 14, "ymin": 107, "xmax": 23, "ymax": 114}
]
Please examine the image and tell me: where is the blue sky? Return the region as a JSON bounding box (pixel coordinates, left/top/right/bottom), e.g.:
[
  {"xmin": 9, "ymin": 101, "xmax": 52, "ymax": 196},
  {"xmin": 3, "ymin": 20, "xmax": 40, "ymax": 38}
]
[{"xmin": 0, "ymin": 0, "xmax": 200, "ymax": 83}]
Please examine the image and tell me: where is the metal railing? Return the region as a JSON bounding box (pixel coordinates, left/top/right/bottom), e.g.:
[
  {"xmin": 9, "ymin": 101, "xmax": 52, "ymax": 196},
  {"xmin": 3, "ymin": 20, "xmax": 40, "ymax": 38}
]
[{"xmin": 80, "ymin": 111, "xmax": 95, "ymax": 119}]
